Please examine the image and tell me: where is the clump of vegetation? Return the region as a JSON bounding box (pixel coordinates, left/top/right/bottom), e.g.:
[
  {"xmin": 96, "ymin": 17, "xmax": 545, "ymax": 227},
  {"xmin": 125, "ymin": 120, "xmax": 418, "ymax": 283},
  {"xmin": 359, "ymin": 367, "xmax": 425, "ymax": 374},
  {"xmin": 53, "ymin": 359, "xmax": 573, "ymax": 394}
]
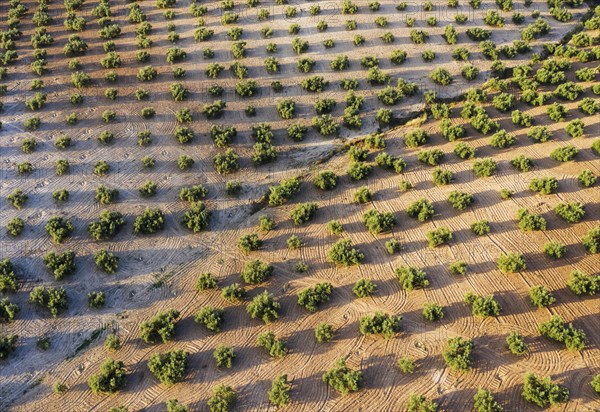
[
  {"xmin": 473, "ymin": 389, "xmax": 503, "ymax": 412},
  {"xmin": 322, "ymin": 358, "xmax": 363, "ymax": 395},
  {"xmin": 105, "ymin": 334, "xmax": 121, "ymax": 352},
  {"xmin": 543, "ymin": 241, "xmax": 566, "ymax": 259},
  {"xmin": 0, "ymin": 298, "xmax": 19, "ymax": 323},
  {"xmin": 140, "ymin": 310, "xmax": 180, "ymax": 344},
  {"xmin": 578, "ymin": 170, "xmax": 597, "ymax": 187},
  {"xmin": 315, "ymin": 323, "xmax": 334, "ymax": 343},
  {"xmin": 354, "ymin": 186, "xmax": 372, "ymax": 204},
  {"xmin": 529, "ymin": 285, "xmax": 556, "ymax": 308},
  {"xmin": 554, "ymin": 202, "xmax": 585, "ymax": 223},
  {"xmin": 238, "ymin": 234, "xmax": 261, "ymax": 254},
  {"xmin": 582, "ymin": 227, "xmax": 600, "ymax": 253},
  {"xmin": 517, "ymin": 208, "xmax": 546, "ymax": 232},
  {"xmin": 29, "ymin": 286, "xmax": 68, "ymax": 317},
  {"xmin": 449, "ymin": 261, "xmax": 468, "ymax": 276},
  {"xmin": 426, "ymin": 227, "xmax": 452, "ymax": 248},
  {"xmin": 359, "ymin": 312, "xmax": 402, "ymax": 339},
  {"xmin": 313, "ymin": 171, "xmax": 338, "ymax": 190},
  {"xmin": 408, "ymin": 394, "xmax": 438, "ymax": 412},
  {"xmin": 88, "ymin": 210, "xmax": 124, "ymax": 240},
  {"xmin": 328, "ymin": 239, "xmax": 364, "ymax": 266},
  {"xmin": 538, "ymin": 315, "xmax": 586, "ymax": 351},
  {"xmin": 247, "ymin": 291, "xmax": 280, "ymax": 324},
  {"xmin": 148, "ymin": 350, "xmax": 188, "ymax": 386},
  {"xmin": 353, "ymin": 278, "xmax": 376, "ymax": 298},
  {"xmin": 265, "ymin": 374, "xmax": 291, "ymax": 410},
  {"xmin": 464, "ymin": 292, "xmax": 500, "ymax": 317},
  {"xmin": 363, "ymin": 209, "xmax": 396, "ymax": 234},
  {"xmin": 134, "ymin": 208, "xmax": 166, "ymax": 235},
  {"xmin": 522, "ymin": 373, "xmax": 569, "ymax": 407},
  {"xmin": 506, "ymin": 331, "xmax": 528, "ymax": 355},
  {"xmin": 567, "ymin": 270, "xmax": 599, "ymax": 296},
  {"xmin": 297, "ymin": 282, "xmax": 333, "ymax": 312},
  {"xmin": 397, "ymin": 356, "xmax": 416, "ymax": 374},
  {"xmin": 0, "ymin": 259, "xmax": 18, "ymax": 293},
  {"xmin": 448, "ymin": 191, "xmax": 474, "ymax": 210},
  {"xmin": 241, "ymin": 259, "xmax": 273, "ymax": 284},
  {"xmin": 406, "ymin": 198, "xmax": 434, "ymax": 222},
  {"xmin": 290, "ymin": 202, "xmax": 318, "ymax": 225},
  {"xmin": 473, "ymin": 159, "xmax": 497, "ymax": 177},
  {"xmin": 529, "ymin": 177, "xmax": 558, "ymax": 195},
  {"xmin": 423, "ymin": 303, "xmax": 444, "ymax": 322},
  {"xmin": 207, "ymin": 384, "xmax": 236, "ymax": 412},
  {"xmin": 43, "ymin": 251, "xmax": 76, "ymax": 280},
  {"xmin": 497, "ymin": 252, "xmax": 526, "ymax": 273},
  {"xmin": 214, "ymin": 345, "xmax": 235, "ymax": 368},
  {"xmin": 257, "ymin": 331, "xmax": 287, "ymax": 358},
  {"xmin": 395, "ymin": 266, "xmax": 429, "ymax": 291},
  {"xmin": 88, "ymin": 359, "xmax": 127, "ymax": 394},
  {"xmin": 45, "ymin": 216, "xmax": 74, "ymax": 244},
  {"xmin": 443, "ymin": 337, "xmax": 474, "ymax": 371},
  {"xmin": 268, "ymin": 177, "xmax": 301, "ymax": 206}
]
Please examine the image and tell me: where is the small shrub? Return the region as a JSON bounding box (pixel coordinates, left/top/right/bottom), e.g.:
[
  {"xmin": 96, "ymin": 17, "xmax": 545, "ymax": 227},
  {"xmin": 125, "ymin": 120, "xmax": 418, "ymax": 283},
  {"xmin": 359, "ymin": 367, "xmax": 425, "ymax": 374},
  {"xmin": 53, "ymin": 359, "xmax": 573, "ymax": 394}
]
[
  {"xmin": 432, "ymin": 168, "xmax": 453, "ymax": 186},
  {"xmin": 269, "ymin": 375, "xmax": 291, "ymax": 407},
  {"xmin": 87, "ymin": 291, "xmax": 105, "ymax": 309},
  {"xmin": 443, "ymin": 337, "xmax": 473, "ymax": 371},
  {"xmin": 449, "ymin": 261, "xmax": 467, "ymax": 276},
  {"xmin": 140, "ymin": 310, "xmax": 180, "ymax": 344},
  {"xmin": 522, "ymin": 373, "xmax": 569, "ymax": 407},
  {"xmin": 247, "ymin": 291, "xmax": 280, "ymax": 324},
  {"xmin": 529, "ymin": 285, "xmax": 556, "ymax": 308},
  {"xmin": 328, "ymin": 239, "xmax": 364, "ymax": 266},
  {"xmin": 207, "ymin": 384, "xmax": 236, "ymax": 412},
  {"xmin": 568, "ymin": 270, "xmax": 599, "ymax": 295},
  {"xmin": 582, "ymin": 227, "xmax": 600, "ymax": 253},
  {"xmin": 327, "ymin": 220, "xmax": 344, "ymax": 235},
  {"xmin": 105, "ymin": 334, "xmax": 121, "ymax": 351},
  {"xmin": 241, "ymin": 259, "xmax": 273, "ymax": 284},
  {"xmin": 148, "ymin": 350, "xmax": 188, "ymax": 386},
  {"xmin": 426, "ymin": 227, "xmax": 452, "ymax": 248},
  {"xmin": 473, "ymin": 159, "xmax": 497, "ymax": 177},
  {"xmin": 423, "ymin": 303, "xmax": 444, "ymax": 321},
  {"xmin": 430, "ymin": 68, "xmax": 452, "ymax": 86},
  {"xmin": 397, "ymin": 357, "xmax": 416, "ymax": 374},
  {"xmin": 517, "ymin": 208, "xmax": 546, "ymax": 231},
  {"xmin": 315, "ymin": 323, "xmax": 334, "ymax": 342},
  {"xmin": 314, "ymin": 171, "xmax": 337, "ymax": 190},
  {"xmin": 297, "ymin": 282, "xmax": 333, "ymax": 312},
  {"xmin": 506, "ymin": 332, "xmax": 528, "ymax": 355},
  {"xmin": 45, "ymin": 216, "xmax": 74, "ymax": 244},
  {"xmin": 553, "ymin": 202, "xmax": 585, "ymax": 224},
  {"xmin": 290, "ymin": 202, "xmax": 318, "ymax": 225},
  {"xmin": 395, "ymin": 266, "xmax": 429, "ymax": 291},
  {"xmin": 134, "ymin": 208, "xmax": 165, "ymax": 235},
  {"xmin": 529, "ymin": 177, "xmax": 558, "ymax": 194},
  {"xmin": 88, "ymin": 359, "xmax": 126, "ymax": 394},
  {"xmin": 221, "ymin": 284, "xmax": 246, "ymax": 303},
  {"xmin": 353, "ymin": 278, "xmax": 376, "ymax": 298},
  {"xmin": 448, "ymin": 191, "xmax": 474, "ymax": 210},
  {"xmin": 322, "ymin": 358, "xmax": 363, "ymax": 395},
  {"xmin": 470, "ymin": 220, "xmax": 490, "ymax": 236},
  {"xmin": 195, "ymin": 306, "xmax": 224, "ymax": 332},
  {"xmin": 497, "ymin": 252, "xmax": 526, "ymax": 273},
  {"xmin": 544, "ymin": 241, "xmax": 566, "ymax": 259},
  {"xmin": 406, "ymin": 198, "xmax": 434, "ymax": 222},
  {"xmin": 257, "ymin": 331, "xmax": 287, "ymax": 358},
  {"xmin": 213, "ymin": 345, "xmax": 235, "ymax": 368}
]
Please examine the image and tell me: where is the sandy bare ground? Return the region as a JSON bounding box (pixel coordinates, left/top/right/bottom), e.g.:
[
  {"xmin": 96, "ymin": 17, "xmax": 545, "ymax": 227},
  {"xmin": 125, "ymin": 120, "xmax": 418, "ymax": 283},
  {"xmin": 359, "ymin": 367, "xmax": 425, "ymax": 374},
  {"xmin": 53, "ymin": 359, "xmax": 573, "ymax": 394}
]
[{"xmin": 0, "ymin": 0, "xmax": 599, "ymax": 410}]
